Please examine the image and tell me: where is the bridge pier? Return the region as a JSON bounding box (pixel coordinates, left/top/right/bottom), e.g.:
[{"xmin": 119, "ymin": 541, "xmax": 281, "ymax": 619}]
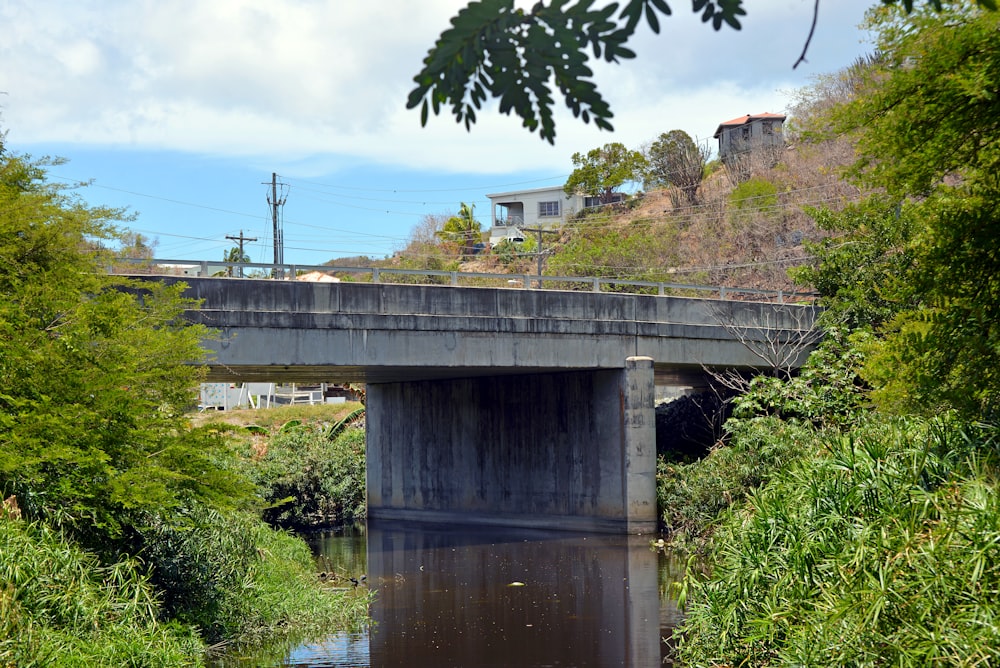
[{"xmin": 366, "ymin": 357, "xmax": 656, "ymax": 534}]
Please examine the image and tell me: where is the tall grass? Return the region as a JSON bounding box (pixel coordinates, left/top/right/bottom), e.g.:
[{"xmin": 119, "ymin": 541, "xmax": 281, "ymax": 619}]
[
  {"xmin": 658, "ymin": 417, "xmax": 814, "ymax": 549},
  {"xmin": 677, "ymin": 416, "xmax": 1000, "ymax": 666},
  {"xmin": 0, "ymin": 519, "xmax": 201, "ymax": 667},
  {"xmin": 138, "ymin": 505, "xmax": 370, "ymax": 649}
]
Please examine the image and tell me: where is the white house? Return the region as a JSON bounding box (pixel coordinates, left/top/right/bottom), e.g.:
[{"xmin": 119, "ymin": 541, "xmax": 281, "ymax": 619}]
[
  {"xmin": 713, "ymin": 112, "xmax": 786, "ymax": 162},
  {"xmin": 486, "ymin": 186, "xmax": 587, "ymax": 245}
]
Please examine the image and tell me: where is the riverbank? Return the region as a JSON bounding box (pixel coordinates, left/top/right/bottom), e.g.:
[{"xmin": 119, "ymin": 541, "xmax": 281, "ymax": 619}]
[{"xmin": 0, "ymin": 403, "xmax": 371, "ymax": 667}]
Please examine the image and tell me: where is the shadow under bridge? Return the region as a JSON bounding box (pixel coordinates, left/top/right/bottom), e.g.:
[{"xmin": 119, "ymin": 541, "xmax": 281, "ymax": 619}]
[{"xmin": 149, "ymin": 276, "xmax": 819, "ymax": 534}]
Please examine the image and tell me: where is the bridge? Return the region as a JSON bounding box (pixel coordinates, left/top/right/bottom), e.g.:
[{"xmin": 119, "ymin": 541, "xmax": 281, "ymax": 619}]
[{"xmin": 137, "ymin": 272, "xmax": 818, "ymax": 534}]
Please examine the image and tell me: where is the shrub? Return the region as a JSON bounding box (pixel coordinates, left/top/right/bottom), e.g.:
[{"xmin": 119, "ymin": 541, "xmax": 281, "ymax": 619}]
[
  {"xmin": 657, "ymin": 417, "xmax": 813, "ymax": 549},
  {"xmin": 678, "ymin": 417, "xmax": 1000, "ymax": 667},
  {"xmin": 249, "ymin": 425, "xmax": 367, "ymax": 529},
  {"xmin": 0, "ymin": 519, "xmax": 200, "ymax": 667},
  {"xmin": 138, "ymin": 505, "xmax": 369, "ymax": 648},
  {"xmin": 730, "ymin": 327, "xmax": 872, "ymax": 428}
]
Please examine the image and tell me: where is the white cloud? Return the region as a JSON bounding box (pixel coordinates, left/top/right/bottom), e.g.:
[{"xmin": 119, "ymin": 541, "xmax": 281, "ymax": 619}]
[{"xmin": 1, "ymin": 0, "xmax": 872, "ymax": 174}]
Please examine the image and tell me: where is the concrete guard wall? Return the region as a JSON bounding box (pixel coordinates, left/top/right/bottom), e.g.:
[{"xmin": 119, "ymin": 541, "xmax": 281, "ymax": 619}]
[{"xmin": 366, "ymin": 357, "xmax": 657, "ymax": 534}]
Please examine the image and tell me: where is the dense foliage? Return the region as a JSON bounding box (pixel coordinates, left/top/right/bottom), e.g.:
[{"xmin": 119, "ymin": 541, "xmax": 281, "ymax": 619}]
[
  {"xmin": 138, "ymin": 505, "xmax": 368, "ymax": 647},
  {"xmin": 679, "ymin": 418, "xmax": 1000, "ymax": 666},
  {"xmin": 670, "ymin": 4, "xmax": 1000, "ymax": 665},
  {"xmin": 831, "ymin": 1, "xmax": 1000, "ymax": 418},
  {"xmin": 0, "ymin": 520, "xmax": 200, "ymax": 667},
  {"xmin": 0, "ymin": 148, "xmax": 368, "ymax": 663},
  {"xmin": 225, "ymin": 422, "xmax": 368, "ymax": 529},
  {"xmin": 0, "ymin": 154, "xmax": 252, "ymax": 546}
]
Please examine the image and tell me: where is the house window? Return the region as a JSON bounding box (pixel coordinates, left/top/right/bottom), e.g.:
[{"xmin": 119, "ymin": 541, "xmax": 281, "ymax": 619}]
[
  {"xmin": 741, "ymin": 125, "xmax": 751, "ymax": 141},
  {"xmin": 762, "ymin": 120, "xmax": 773, "ymax": 135},
  {"xmin": 538, "ymin": 201, "xmax": 560, "ymax": 217},
  {"xmin": 585, "ymin": 194, "xmax": 624, "ymax": 208}
]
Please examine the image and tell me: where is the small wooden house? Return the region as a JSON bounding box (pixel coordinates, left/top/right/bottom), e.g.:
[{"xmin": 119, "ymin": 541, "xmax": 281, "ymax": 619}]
[{"xmin": 713, "ymin": 112, "xmax": 786, "ymax": 162}]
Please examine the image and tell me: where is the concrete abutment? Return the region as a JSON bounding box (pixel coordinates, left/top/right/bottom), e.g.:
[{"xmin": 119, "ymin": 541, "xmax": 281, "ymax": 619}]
[{"xmin": 366, "ymin": 357, "xmax": 657, "ymax": 534}]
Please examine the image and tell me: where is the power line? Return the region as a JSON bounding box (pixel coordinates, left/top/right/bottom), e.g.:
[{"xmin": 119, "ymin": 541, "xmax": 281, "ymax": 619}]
[
  {"xmin": 225, "ymin": 231, "xmax": 258, "ymax": 278},
  {"xmin": 264, "ymin": 173, "xmax": 288, "ymax": 273}
]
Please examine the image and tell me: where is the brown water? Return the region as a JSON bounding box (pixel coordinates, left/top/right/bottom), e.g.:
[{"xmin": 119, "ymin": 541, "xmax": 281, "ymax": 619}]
[{"xmin": 285, "ymin": 521, "xmax": 685, "ymax": 667}]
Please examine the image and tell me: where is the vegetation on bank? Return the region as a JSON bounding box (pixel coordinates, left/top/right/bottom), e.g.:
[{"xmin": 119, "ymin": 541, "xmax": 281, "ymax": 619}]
[
  {"xmin": 203, "ymin": 408, "xmax": 368, "ymax": 529},
  {"xmin": 0, "ymin": 141, "xmax": 368, "ymax": 665},
  {"xmin": 679, "ymin": 417, "xmax": 1000, "ymax": 666},
  {"xmin": 662, "ymin": 4, "xmax": 1000, "ymax": 665}
]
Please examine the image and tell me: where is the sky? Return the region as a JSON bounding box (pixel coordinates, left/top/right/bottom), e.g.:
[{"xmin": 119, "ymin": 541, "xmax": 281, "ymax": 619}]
[{"xmin": 2, "ymin": 0, "xmax": 874, "ymax": 266}]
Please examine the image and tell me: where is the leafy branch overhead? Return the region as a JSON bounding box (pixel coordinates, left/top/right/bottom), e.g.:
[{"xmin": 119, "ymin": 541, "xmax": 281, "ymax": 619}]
[
  {"xmin": 408, "ymin": 0, "xmax": 999, "ymax": 144},
  {"xmin": 407, "ymin": 0, "xmax": 747, "ymax": 145}
]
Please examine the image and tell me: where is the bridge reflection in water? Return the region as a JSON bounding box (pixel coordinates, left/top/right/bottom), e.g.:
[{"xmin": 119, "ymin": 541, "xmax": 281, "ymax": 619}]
[{"xmin": 293, "ymin": 522, "xmax": 683, "ymax": 667}]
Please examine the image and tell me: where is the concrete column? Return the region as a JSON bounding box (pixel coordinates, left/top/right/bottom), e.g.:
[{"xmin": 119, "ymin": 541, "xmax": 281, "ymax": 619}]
[
  {"xmin": 366, "ymin": 365, "xmax": 658, "ymax": 534},
  {"xmin": 623, "ymin": 356, "xmax": 657, "ymax": 533}
]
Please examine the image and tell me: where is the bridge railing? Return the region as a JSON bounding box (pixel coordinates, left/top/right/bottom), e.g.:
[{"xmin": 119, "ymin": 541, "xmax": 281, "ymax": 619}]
[{"xmin": 110, "ymin": 258, "xmax": 816, "ymax": 304}]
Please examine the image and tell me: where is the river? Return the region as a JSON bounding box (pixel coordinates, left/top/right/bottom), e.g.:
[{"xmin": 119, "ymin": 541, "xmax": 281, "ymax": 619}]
[{"xmin": 283, "ymin": 521, "xmax": 685, "ymax": 667}]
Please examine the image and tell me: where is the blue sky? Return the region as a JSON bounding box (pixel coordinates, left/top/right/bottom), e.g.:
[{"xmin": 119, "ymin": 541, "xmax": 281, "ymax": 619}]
[{"xmin": 2, "ymin": 1, "xmax": 874, "ymax": 265}]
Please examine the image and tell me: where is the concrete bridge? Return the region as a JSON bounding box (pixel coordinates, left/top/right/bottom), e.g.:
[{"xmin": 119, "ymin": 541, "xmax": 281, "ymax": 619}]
[{"xmin": 146, "ymin": 276, "xmax": 818, "ymax": 534}]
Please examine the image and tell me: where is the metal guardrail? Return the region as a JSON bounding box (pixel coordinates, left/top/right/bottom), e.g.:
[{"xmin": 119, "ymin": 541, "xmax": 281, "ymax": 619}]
[{"xmin": 110, "ymin": 258, "xmax": 817, "ymax": 304}]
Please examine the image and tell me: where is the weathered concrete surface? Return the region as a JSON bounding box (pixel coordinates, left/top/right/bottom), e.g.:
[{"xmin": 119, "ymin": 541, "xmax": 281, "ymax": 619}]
[
  {"xmin": 142, "ymin": 277, "xmax": 818, "ymax": 383},
  {"xmin": 133, "ymin": 276, "xmax": 817, "ymax": 534},
  {"xmin": 366, "ymin": 359, "xmax": 657, "ymax": 534}
]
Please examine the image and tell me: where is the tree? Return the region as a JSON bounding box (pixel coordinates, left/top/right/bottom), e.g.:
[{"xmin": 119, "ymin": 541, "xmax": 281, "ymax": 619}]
[
  {"xmin": 408, "ymin": 0, "xmax": 999, "ymax": 144},
  {"xmin": 822, "ymin": 1, "xmax": 1000, "ymax": 418},
  {"xmin": 644, "ymin": 130, "xmax": 710, "ymax": 207},
  {"xmin": 436, "ymin": 202, "xmax": 482, "ymax": 255},
  {"xmin": 564, "ymin": 142, "xmax": 646, "ymax": 205},
  {"xmin": 222, "ymin": 244, "xmax": 250, "ymax": 277},
  {"xmin": 792, "ymin": 198, "xmax": 917, "ymax": 333},
  {"xmin": 0, "ymin": 151, "xmax": 251, "ymax": 547}
]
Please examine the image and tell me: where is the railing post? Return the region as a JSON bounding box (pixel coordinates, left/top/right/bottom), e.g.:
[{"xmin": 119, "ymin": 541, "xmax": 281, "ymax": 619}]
[
  {"xmin": 372, "ymin": 268, "xmax": 381, "ymax": 283},
  {"xmin": 777, "ymin": 290, "xmax": 784, "ymax": 304},
  {"xmin": 719, "ymin": 286, "xmax": 727, "ymax": 300},
  {"xmin": 592, "ymin": 278, "xmax": 601, "ymax": 293},
  {"xmin": 658, "ymin": 283, "xmax": 665, "ymax": 296},
  {"xmin": 451, "ymin": 271, "xmax": 459, "ymax": 286},
  {"xmin": 200, "ymin": 261, "xmax": 209, "ymax": 277},
  {"xmin": 288, "ymin": 265, "xmax": 297, "ymax": 280}
]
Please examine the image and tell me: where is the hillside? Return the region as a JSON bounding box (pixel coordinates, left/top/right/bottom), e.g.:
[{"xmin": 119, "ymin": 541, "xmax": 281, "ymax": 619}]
[{"xmin": 331, "ymin": 132, "xmax": 860, "ymax": 296}]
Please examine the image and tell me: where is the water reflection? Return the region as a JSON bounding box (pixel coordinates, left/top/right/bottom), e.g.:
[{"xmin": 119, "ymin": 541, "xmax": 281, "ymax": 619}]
[{"xmin": 292, "ymin": 522, "xmax": 683, "ymax": 667}]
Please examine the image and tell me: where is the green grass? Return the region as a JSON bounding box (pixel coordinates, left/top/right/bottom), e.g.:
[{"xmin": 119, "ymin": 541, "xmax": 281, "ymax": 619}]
[
  {"xmin": 0, "ymin": 519, "xmax": 201, "ymax": 667},
  {"xmin": 657, "ymin": 416, "xmax": 814, "ymax": 550},
  {"xmin": 139, "ymin": 505, "xmax": 370, "ymax": 650},
  {"xmin": 677, "ymin": 416, "xmax": 1000, "ymax": 667}
]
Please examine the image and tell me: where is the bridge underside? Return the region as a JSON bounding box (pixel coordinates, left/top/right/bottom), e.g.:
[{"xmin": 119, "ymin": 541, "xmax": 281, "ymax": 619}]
[
  {"xmin": 204, "ymin": 362, "xmax": 715, "ymax": 389},
  {"xmin": 365, "ymin": 359, "xmax": 658, "ymax": 534},
  {"xmin": 156, "ymin": 276, "xmax": 817, "ymax": 535}
]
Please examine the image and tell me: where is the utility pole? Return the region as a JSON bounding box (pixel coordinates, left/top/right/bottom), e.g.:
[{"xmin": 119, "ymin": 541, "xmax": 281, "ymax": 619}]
[
  {"xmin": 225, "ymin": 230, "xmax": 257, "ymax": 278},
  {"xmin": 521, "ymin": 227, "xmax": 560, "ymax": 289},
  {"xmin": 264, "ymin": 173, "xmax": 287, "ymax": 278}
]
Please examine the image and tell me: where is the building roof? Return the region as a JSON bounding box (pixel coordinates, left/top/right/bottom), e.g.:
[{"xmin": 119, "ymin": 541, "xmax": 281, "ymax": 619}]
[
  {"xmin": 713, "ymin": 112, "xmax": 786, "ymax": 138},
  {"xmin": 296, "ymin": 270, "xmax": 340, "ymax": 283},
  {"xmin": 486, "ymin": 185, "xmax": 574, "ymax": 200}
]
